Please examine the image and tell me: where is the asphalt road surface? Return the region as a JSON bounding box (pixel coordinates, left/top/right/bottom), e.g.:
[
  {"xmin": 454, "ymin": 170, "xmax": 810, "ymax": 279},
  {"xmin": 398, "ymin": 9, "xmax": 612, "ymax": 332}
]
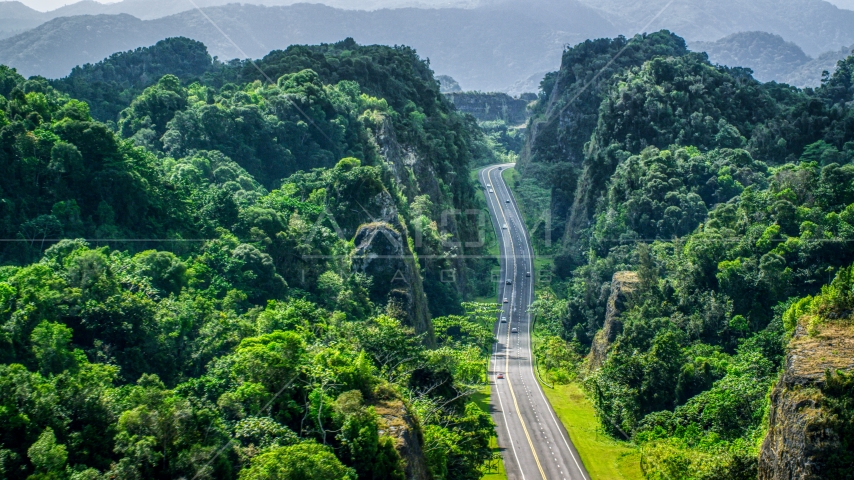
[{"xmin": 479, "ymin": 164, "xmax": 590, "ymax": 480}]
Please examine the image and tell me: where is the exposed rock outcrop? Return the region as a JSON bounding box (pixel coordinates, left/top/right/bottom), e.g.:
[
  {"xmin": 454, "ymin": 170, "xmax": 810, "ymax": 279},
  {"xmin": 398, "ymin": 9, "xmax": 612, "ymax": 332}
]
[
  {"xmin": 437, "ymin": 75, "xmax": 462, "ymax": 94},
  {"xmin": 373, "ymin": 117, "xmax": 433, "ymax": 201},
  {"xmin": 588, "ymin": 271, "xmax": 639, "ymax": 369},
  {"xmin": 376, "ymin": 399, "xmax": 430, "ymax": 480},
  {"xmin": 370, "ymin": 116, "xmax": 471, "ymax": 301},
  {"xmin": 444, "ymin": 92, "xmax": 531, "ymax": 125},
  {"xmin": 758, "ymin": 321, "xmax": 854, "ymax": 480},
  {"xmin": 352, "ymin": 221, "xmax": 435, "ymax": 346}
]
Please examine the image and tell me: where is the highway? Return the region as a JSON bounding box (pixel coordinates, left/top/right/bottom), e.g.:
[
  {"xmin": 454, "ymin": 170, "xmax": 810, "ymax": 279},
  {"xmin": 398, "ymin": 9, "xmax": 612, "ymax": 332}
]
[{"xmin": 479, "ymin": 164, "xmax": 589, "ymax": 480}]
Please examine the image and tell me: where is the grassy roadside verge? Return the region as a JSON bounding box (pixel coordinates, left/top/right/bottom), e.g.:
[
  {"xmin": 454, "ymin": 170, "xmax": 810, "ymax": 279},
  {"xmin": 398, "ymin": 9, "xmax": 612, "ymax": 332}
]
[
  {"xmin": 501, "ymin": 166, "xmax": 643, "ymax": 480},
  {"xmin": 542, "ymin": 384, "xmax": 643, "ymax": 480},
  {"xmin": 472, "ymin": 386, "xmax": 507, "ymax": 480}
]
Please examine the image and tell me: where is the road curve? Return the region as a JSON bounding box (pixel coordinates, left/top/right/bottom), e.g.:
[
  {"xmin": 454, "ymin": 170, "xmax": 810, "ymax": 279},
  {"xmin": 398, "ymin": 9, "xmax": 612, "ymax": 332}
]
[{"xmin": 479, "ymin": 164, "xmax": 589, "ymax": 480}]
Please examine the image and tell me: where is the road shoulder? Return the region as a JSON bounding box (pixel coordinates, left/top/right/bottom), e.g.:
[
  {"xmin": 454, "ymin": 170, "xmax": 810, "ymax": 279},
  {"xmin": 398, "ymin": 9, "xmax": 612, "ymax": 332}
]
[{"xmin": 541, "ymin": 383, "xmax": 643, "ymax": 480}]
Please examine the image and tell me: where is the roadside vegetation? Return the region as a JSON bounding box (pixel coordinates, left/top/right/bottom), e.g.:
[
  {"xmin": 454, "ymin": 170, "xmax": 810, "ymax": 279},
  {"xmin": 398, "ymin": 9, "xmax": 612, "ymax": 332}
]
[{"xmin": 520, "ymin": 30, "xmax": 854, "ymax": 479}]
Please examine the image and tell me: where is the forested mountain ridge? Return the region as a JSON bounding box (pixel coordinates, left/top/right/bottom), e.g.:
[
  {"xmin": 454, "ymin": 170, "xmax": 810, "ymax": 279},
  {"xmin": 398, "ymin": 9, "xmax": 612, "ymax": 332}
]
[
  {"xmin": 525, "ymin": 30, "xmax": 854, "ymax": 257},
  {"xmin": 0, "ymin": 38, "xmax": 504, "ymax": 479},
  {"xmin": 781, "ymin": 43, "xmax": 854, "ymax": 88},
  {"xmin": 690, "ymin": 32, "xmax": 811, "ymax": 84},
  {"xmin": 691, "ymin": 31, "xmax": 854, "ymax": 87},
  {"xmin": 0, "ymin": 2, "xmax": 617, "ymax": 91},
  {"xmin": 517, "ymin": 29, "xmax": 854, "ymax": 478},
  {"xmin": 576, "ymin": 0, "xmax": 854, "ymax": 56},
  {"xmin": 49, "ymin": 37, "xmax": 216, "ymax": 123},
  {"xmin": 5, "ymin": 0, "xmax": 854, "ymax": 93}
]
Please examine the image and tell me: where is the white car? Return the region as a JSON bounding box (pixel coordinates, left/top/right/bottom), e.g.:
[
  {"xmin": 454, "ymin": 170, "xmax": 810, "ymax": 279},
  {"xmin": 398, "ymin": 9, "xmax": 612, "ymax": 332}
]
[
  {"xmin": 487, "ymin": 184, "xmax": 492, "ymax": 188},
  {"xmin": 500, "ymin": 316, "xmax": 507, "ymax": 323},
  {"xmin": 511, "ymin": 328, "xmax": 518, "ymax": 334},
  {"xmin": 503, "ymin": 298, "xmax": 509, "ymax": 303},
  {"xmin": 502, "ymin": 224, "xmax": 508, "ymax": 229}
]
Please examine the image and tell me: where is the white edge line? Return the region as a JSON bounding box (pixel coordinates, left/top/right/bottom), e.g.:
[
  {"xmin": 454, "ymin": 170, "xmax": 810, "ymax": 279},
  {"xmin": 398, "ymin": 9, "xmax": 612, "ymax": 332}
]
[
  {"xmin": 482, "ymin": 166, "xmax": 527, "ymax": 480},
  {"xmin": 501, "ymin": 166, "xmax": 590, "ymax": 480}
]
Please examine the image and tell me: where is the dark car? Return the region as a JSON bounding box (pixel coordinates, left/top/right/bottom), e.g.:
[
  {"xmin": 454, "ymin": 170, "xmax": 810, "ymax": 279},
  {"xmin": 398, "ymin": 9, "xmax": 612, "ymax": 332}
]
[{"xmin": 506, "ymin": 279, "xmax": 512, "ymax": 285}]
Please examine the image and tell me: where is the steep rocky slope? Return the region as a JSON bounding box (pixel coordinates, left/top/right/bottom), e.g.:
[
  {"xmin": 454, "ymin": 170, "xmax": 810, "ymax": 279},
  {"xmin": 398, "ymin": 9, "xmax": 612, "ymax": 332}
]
[
  {"xmin": 353, "ymin": 221, "xmax": 435, "ymax": 345},
  {"xmin": 588, "ymin": 271, "xmax": 638, "ymax": 369},
  {"xmin": 445, "ymin": 92, "xmax": 531, "ymax": 125},
  {"xmin": 759, "ymin": 320, "xmax": 854, "ymax": 478}
]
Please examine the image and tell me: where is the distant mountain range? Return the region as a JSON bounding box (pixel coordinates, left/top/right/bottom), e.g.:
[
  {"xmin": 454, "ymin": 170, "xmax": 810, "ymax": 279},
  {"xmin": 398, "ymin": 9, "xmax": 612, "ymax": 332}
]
[
  {"xmin": 0, "ymin": 1, "xmax": 618, "ymax": 91},
  {"xmin": 0, "ymin": 0, "xmax": 499, "ymax": 33},
  {"xmin": 575, "ymin": 0, "xmax": 854, "ymax": 56},
  {"xmin": 692, "ymin": 32, "xmax": 854, "ymax": 87},
  {"xmin": 692, "ymin": 33, "xmax": 810, "ymax": 83},
  {"xmin": 1, "ymin": 0, "xmax": 854, "ymax": 91},
  {"xmin": 826, "ymin": 0, "xmax": 854, "ymax": 9}
]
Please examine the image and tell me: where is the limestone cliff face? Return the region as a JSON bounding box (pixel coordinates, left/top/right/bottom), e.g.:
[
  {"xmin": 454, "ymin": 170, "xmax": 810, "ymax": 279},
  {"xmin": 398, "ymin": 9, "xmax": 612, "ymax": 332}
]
[
  {"xmin": 375, "ymin": 399, "xmax": 430, "ymax": 480},
  {"xmin": 588, "ymin": 271, "xmax": 639, "ymax": 369},
  {"xmin": 370, "ymin": 115, "xmax": 472, "ymax": 301},
  {"xmin": 373, "ymin": 117, "xmax": 441, "ymax": 204},
  {"xmin": 444, "ymin": 92, "xmax": 531, "ymax": 125},
  {"xmin": 351, "ymin": 221, "xmax": 435, "ymax": 346},
  {"xmin": 758, "ymin": 321, "xmax": 854, "ymax": 480}
]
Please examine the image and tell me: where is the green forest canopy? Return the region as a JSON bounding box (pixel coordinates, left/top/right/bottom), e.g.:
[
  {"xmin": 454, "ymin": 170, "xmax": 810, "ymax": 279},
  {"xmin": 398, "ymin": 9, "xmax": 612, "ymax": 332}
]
[
  {"xmin": 0, "ymin": 38, "xmax": 503, "ymax": 480},
  {"xmin": 1, "ymin": 27, "xmax": 853, "ymax": 480},
  {"xmin": 519, "ymin": 30, "xmax": 854, "ymax": 479}
]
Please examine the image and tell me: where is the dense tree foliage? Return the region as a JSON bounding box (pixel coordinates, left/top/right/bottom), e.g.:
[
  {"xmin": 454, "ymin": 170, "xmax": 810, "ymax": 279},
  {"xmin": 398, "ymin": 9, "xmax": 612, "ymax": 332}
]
[
  {"xmin": 50, "ymin": 38, "xmax": 216, "ymax": 124},
  {"xmin": 0, "ymin": 38, "xmax": 505, "ymax": 479},
  {"xmin": 524, "ymin": 31, "xmax": 854, "ymax": 259},
  {"xmin": 518, "ymin": 31, "xmax": 854, "ymax": 478}
]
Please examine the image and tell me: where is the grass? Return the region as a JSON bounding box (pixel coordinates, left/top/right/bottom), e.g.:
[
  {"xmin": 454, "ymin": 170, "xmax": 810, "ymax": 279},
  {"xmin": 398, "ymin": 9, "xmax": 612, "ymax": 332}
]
[
  {"xmin": 471, "ymin": 294, "xmax": 499, "ymax": 304},
  {"xmin": 541, "ymin": 383, "xmax": 643, "ymax": 480},
  {"xmin": 472, "ymin": 386, "xmax": 508, "ymax": 480}
]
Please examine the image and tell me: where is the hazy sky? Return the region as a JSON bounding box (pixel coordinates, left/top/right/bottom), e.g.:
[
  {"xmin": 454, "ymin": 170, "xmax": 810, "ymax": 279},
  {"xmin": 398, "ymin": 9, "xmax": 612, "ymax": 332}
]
[
  {"xmin": 13, "ymin": 0, "xmax": 854, "ymax": 12},
  {"xmin": 14, "ymin": 0, "xmax": 112, "ymax": 11},
  {"xmin": 14, "ymin": 0, "xmax": 486, "ymax": 12}
]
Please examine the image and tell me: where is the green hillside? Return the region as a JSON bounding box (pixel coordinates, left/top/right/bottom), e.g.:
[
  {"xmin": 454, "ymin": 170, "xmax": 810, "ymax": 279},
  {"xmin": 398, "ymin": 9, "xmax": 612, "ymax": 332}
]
[
  {"xmin": 520, "ymin": 30, "xmax": 854, "ymax": 479},
  {"xmin": 0, "ymin": 39, "xmax": 502, "ymax": 480}
]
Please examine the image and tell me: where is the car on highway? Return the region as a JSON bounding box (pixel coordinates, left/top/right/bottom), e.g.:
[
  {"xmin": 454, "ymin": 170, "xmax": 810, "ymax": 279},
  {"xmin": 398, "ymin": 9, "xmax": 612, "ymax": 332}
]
[
  {"xmin": 505, "ymin": 199, "xmax": 511, "ymax": 204},
  {"xmin": 497, "ymin": 373, "xmax": 504, "ymax": 379},
  {"xmin": 506, "ymin": 279, "xmax": 512, "ymax": 285},
  {"xmin": 488, "ymin": 189, "xmax": 493, "ymax": 193},
  {"xmin": 502, "ymin": 223, "xmax": 508, "ymax": 229},
  {"xmin": 503, "ymin": 298, "xmax": 508, "ymax": 303},
  {"xmin": 486, "ymin": 183, "xmax": 491, "ymax": 187},
  {"xmin": 511, "ymin": 327, "xmax": 518, "ymax": 333},
  {"xmin": 500, "ymin": 316, "xmax": 507, "ymax": 323},
  {"xmin": 526, "ymin": 272, "xmax": 531, "ymax": 277}
]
